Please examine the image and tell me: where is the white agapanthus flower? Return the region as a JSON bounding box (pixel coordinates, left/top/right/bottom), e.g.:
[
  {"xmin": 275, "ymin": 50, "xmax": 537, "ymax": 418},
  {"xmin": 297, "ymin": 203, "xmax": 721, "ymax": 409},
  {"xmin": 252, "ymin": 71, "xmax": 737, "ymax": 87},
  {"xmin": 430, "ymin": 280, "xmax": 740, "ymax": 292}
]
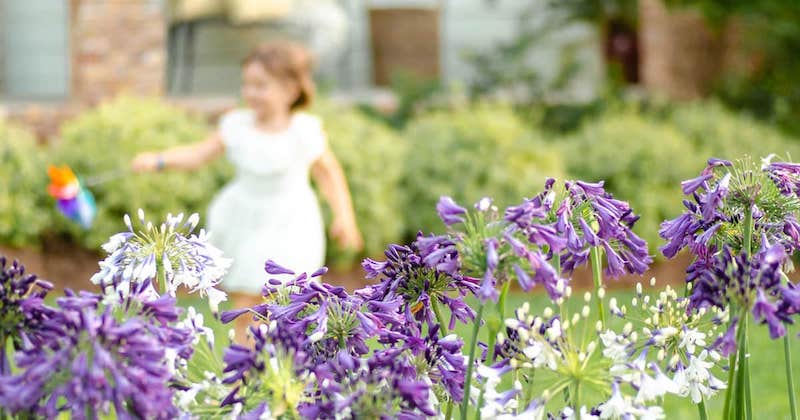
[
  {"xmin": 672, "ymin": 350, "xmax": 727, "ymax": 403},
  {"xmin": 598, "ymin": 383, "xmax": 665, "ymax": 420},
  {"xmin": 91, "ymin": 210, "xmax": 231, "ymax": 312},
  {"xmin": 678, "ymin": 328, "xmax": 707, "ymax": 354}
]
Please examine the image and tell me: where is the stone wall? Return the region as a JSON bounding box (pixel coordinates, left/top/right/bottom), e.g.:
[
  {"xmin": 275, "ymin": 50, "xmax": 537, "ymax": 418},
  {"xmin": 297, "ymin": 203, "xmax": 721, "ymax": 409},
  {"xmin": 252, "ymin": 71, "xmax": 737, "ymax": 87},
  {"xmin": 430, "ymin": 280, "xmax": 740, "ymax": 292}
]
[{"xmin": 71, "ymin": 0, "xmax": 167, "ymax": 103}]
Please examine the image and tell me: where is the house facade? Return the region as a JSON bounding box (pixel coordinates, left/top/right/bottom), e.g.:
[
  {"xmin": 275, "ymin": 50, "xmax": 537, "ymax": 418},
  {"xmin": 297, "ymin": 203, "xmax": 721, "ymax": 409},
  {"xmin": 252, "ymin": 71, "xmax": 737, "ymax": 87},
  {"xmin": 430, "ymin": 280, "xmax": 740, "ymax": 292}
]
[{"xmin": 0, "ymin": 0, "xmax": 602, "ymax": 138}]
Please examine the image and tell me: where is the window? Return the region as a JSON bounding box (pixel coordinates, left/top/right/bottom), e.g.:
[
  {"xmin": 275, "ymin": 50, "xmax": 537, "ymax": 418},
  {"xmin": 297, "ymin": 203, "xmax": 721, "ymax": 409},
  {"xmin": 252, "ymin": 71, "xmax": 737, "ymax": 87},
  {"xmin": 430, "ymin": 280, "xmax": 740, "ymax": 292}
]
[
  {"xmin": 167, "ymin": 0, "xmax": 352, "ymax": 96},
  {"xmin": 0, "ymin": 0, "xmax": 70, "ymax": 100}
]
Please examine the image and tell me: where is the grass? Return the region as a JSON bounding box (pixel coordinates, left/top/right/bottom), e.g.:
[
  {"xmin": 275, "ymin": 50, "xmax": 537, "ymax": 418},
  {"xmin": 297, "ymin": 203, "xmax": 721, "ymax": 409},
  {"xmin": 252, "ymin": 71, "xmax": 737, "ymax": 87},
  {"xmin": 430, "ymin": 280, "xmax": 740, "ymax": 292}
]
[{"xmin": 180, "ymin": 287, "xmax": 800, "ymax": 419}]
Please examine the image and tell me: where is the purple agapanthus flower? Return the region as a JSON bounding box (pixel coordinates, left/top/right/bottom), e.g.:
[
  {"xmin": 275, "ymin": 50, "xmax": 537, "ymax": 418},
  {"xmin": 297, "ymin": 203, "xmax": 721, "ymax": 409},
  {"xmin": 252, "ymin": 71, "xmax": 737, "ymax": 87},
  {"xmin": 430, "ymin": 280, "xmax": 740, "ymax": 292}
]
[
  {"xmin": 358, "ymin": 235, "xmax": 477, "ymax": 331},
  {"xmin": 437, "ymin": 196, "xmax": 468, "ymax": 226},
  {"xmin": 0, "ymin": 256, "xmax": 53, "ymax": 374},
  {"xmin": 376, "ymin": 322, "xmax": 466, "ymax": 403},
  {"xmin": 218, "ymin": 322, "xmax": 310, "ymax": 416},
  {"xmin": 661, "ymin": 157, "xmax": 800, "ymax": 261},
  {"xmin": 695, "ymin": 241, "xmax": 797, "ymax": 339},
  {"xmin": 304, "ymin": 348, "xmax": 437, "ymax": 418},
  {"xmin": 224, "ymin": 265, "xmax": 379, "ymax": 364},
  {"xmin": 0, "ymin": 290, "xmax": 186, "ymax": 419},
  {"xmin": 557, "ymin": 180, "xmax": 652, "ymax": 277}
]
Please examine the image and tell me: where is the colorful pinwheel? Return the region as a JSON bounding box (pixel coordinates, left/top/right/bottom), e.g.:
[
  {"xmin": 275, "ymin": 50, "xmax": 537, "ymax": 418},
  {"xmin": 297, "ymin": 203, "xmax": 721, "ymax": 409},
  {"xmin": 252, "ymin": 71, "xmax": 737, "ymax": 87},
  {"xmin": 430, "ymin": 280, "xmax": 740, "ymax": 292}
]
[{"xmin": 46, "ymin": 165, "xmax": 97, "ymax": 229}]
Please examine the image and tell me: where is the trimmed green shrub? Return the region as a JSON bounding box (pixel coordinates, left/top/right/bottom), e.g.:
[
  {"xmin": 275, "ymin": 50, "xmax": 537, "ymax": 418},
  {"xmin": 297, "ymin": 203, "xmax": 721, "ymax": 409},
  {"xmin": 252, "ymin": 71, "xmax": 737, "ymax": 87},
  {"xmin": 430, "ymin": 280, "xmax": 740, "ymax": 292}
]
[
  {"xmin": 51, "ymin": 96, "xmax": 232, "ymax": 249},
  {"xmin": 0, "ymin": 121, "xmax": 51, "ymax": 248},
  {"xmin": 313, "ymin": 101, "xmax": 407, "ymax": 265},
  {"xmin": 402, "ymin": 103, "xmax": 566, "ymax": 236},
  {"xmin": 666, "ymin": 100, "xmax": 800, "ymax": 160},
  {"xmin": 560, "ymin": 111, "xmax": 699, "ymax": 251}
]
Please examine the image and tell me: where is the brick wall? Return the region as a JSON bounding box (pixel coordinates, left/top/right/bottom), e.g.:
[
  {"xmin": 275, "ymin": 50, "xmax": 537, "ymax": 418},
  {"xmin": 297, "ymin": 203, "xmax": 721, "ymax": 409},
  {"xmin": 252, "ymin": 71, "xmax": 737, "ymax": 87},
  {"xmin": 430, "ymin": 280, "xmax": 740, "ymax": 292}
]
[{"xmin": 3, "ymin": 0, "xmax": 168, "ymax": 140}]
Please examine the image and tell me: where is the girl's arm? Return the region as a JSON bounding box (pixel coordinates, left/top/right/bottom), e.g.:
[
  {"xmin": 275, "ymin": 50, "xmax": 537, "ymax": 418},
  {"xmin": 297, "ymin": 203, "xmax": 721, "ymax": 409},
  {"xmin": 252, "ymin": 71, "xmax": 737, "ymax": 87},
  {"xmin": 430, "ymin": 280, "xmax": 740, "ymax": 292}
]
[
  {"xmin": 131, "ymin": 132, "xmax": 224, "ymax": 173},
  {"xmin": 311, "ymin": 148, "xmax": 364, "ymax": 251}
]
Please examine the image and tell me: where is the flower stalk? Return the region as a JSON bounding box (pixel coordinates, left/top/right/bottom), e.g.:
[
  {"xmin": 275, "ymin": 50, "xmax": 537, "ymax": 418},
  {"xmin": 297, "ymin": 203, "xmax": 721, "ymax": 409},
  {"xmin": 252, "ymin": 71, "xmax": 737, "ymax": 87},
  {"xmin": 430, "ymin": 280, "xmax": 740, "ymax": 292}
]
[
  {"xmin": 590, "ymin": 246, "xmax": 606, "ymax": 328},
  {"xmin": 460, "ymin": 303, "xmax": 485, "ymax": 420}
]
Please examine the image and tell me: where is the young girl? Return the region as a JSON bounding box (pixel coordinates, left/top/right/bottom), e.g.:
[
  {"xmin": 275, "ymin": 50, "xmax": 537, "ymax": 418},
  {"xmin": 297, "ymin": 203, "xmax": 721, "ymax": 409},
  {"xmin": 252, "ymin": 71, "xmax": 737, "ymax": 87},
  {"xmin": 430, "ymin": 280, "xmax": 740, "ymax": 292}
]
[{"xmin": 132, "ymin": 41, "xmax": 363, "ymax": 337}]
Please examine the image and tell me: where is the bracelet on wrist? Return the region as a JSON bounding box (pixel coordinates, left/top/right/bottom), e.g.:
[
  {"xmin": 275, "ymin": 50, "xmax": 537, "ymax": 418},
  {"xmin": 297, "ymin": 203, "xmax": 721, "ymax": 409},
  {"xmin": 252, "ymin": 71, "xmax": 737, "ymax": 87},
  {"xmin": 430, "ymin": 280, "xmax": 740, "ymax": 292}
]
[{"xmin": 156, "ymin": 155, "xmax": 166, "ymax": 171}]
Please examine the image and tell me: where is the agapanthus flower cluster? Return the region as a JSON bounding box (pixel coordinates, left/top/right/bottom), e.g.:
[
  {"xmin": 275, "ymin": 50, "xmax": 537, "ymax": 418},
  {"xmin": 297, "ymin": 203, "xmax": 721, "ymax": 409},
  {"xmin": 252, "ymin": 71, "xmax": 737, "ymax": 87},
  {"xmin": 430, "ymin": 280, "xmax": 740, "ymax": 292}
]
[
  {"xmin": 215, "ymin": 321, "xmax": 311, "ymax": 419},
  {"xmin": 605, "ymin": 279, "xmax": 728, "ymax": 404},
  {"xmin": 435, "ymin": 194, "xmax": 568, "ymax": 303},
  {"xmin": 358, "ymin": 234, "xmax": 478, "ymax": 331},
  {"xmin": 0, "ymin": 290, "xmax": 193, "ymax": 419},
  {"xmin": 505, "ymin": 179, "xmax": 652, "ymax": 279},
  {"xmin": 304, "ymin": 322, "xmax": 466, "ymax": 419},
  {"xmin": 484, "ymin": 286, "xmax": 689, "ymax": 419},
  {"xmin": 307, "ymin": 348, "xmax": 438, "ymax": 419},
  {"xmin": 215, "ymin": 256, "xmax": 471, "ymax": 418},
  {"xmin": 691, "ymin": 240, "xmax": 799, "ymax": 340},
  {"xmin": 223, "ymin": 262, "xmax": 379, "ymax": 363},
  {"xmin": 91, "ymin": 210, "xmax": 231, "ymax": 312},
  {"xmin": 659, "ymin": 157, "xmax": 800, "ymax": 339},
  {"xmin": 660, "ymin": 157, "xmax": 800, "ymax": 275},
  {"xmin": 0, "ymin": 257, "xmax": 52, "ymax": 373}
]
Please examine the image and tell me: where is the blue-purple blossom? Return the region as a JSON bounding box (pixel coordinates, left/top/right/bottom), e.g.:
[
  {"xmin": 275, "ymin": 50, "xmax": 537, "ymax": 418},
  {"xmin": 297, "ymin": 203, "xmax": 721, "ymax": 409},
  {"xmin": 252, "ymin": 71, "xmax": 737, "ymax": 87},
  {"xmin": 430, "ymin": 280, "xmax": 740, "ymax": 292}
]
[
  {"xmin": 0, "ymin": 257, "xmax": 53, "ymax": 374},
  {"xmin": 304, "ymin": 348, "xmax": 437, "ymax": 418},
  {"xmin": 695, "ymin": 242, "xmax": 797, "ymax": 339},
  {"xmin": 358, "ymin": 235, "xmax": 477, "ymax": 331},
  {"xmin": 558, "ymin": 180, "xmax": 652, "ymax": 277},
  {"xmin": 661, "ymin": 157, "xmax": 800, "ymax": 260},
  {"xmin": 437, "ymin": 196, "xmax": 468, "ymax": 226},
  {"xmin": 504, "ymin": 178, "xmax": 651, "ymax": 282},
  {"xmin": 225, "ymin": 267, "xmax": 379, "ymax": 364},
  {"xmin": 377, "ymin": 323, "xmax": 467, "ymax": 403},
  {"xmin": 0, "ymin": 290, "xmax": 188, "ymax": 419},
  {"xmin": 219, "ymin": 324, "xmax": 309, "ymax": 417}
]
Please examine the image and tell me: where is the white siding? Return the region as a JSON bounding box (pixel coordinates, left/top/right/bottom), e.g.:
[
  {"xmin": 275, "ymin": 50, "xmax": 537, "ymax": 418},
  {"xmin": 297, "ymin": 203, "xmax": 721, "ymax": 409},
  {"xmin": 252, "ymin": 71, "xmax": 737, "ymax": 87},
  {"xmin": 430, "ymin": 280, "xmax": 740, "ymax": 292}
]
[
  {"xmin": 343, "ymin": 0, "xmax": 602, "ymax": 100},
  {"xmin": 172, "ymin": 0, "xmax": 601, "ymax": 99}
]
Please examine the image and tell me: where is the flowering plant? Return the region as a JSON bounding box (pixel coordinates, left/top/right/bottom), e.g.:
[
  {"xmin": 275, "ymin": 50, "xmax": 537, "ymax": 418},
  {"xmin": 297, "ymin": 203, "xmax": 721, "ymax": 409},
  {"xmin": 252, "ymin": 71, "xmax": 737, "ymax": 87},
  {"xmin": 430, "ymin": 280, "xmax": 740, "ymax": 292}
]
[{"xmin": 1, "ymin": 155, "xmax": 798, "ymax": 420}]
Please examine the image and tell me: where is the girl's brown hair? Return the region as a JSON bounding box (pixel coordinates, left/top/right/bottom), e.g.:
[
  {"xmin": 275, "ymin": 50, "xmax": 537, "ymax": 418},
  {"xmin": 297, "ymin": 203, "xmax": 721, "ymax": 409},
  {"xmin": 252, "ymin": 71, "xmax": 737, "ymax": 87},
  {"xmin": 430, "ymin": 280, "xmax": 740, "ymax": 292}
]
[{"xmin": 243, "ymin": 40, "xmax": 315, "ymax": 110}]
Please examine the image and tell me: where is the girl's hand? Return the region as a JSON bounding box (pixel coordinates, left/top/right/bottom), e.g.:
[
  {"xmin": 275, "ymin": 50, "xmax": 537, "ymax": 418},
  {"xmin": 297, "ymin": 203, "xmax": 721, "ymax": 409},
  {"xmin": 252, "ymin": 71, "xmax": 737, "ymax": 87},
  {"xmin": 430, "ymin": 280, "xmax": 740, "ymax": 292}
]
[
  {"xmin": 330, "ymin": 217, "xmax": 364, "ymax": 251},
  {"xmin": 131, "ymin": 152, "xmax": 162, "ymax": 173}
]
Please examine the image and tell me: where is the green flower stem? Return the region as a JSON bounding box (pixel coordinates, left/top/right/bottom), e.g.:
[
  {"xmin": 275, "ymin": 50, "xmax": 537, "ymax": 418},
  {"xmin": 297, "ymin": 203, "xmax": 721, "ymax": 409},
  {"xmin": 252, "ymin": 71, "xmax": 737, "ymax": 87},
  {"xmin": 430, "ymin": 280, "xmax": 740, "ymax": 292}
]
[
  {"xmin": 734, "ymin": 313, "xmax": 750, "ymax": 420},
  {"xmin": 157, "ymin": 261, "xmax": 167, "ymax": 296},
  {"xmin": 524, "ymin": 370, "xmax": 536, "ymax": 406},
  {"xmin": 474, "ymin": 282, "xmax": 511, "ymax": 420},
  {"xmin": 786, "ymin": 329, "xmax": 798, "ymax": 420},
  {"xmin": 460, "ymin": 303, "xmax": 485, "ymax": 420},
  {"xmin": 698, "ymin": 398, "xmax": 709, "ymax": 420},
  {"xmin": 445, "ymin": 401, "xmax": 454, "ymax": 420},
  {"xmin": 432, "ymin": 300, "xmax": 454, "ymax": 420},
  {"xmin": 741, "ymin": 206, "xmax": 753, "ymax": 420},
  {"xmin": 743, "ymin": 205, "xmax": 753, "ymax": 257},
  {"xmin": 780, "ymin": 272, "xmax": 798, "ymax": 420},
  {"xmin": 572, "ymin": 383, "xmax": 582, "ymax": 415},
  {"xmin": 498, "ymin": 280, "xmax": 510, "ymax": 322},
  {"xmin": 722, "ymin": 328, "xmax": 738, "ymax": 420},
  {"xmin": 590, "ymin": 246, "xmax": 606, "ymax": 328},
  {"xmin": 432, "ymin": 299, "xmax": 450, "ymax": 336}
]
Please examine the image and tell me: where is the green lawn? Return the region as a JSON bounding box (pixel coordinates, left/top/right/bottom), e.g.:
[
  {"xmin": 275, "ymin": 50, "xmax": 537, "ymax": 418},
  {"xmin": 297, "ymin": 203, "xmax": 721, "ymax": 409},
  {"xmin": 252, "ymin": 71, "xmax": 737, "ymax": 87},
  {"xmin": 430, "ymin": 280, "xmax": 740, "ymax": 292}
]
[{"xmin": 183, "ymin": 289, "xmax": 800, "ymax": 419}]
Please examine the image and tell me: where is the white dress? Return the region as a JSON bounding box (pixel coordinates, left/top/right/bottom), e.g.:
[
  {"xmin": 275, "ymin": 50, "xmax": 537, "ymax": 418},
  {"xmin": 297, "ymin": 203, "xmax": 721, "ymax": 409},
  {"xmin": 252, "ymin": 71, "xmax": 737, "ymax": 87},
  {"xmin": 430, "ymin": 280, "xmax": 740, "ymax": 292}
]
[{"xmin": 207, "ymin": 109, "xmax": 326, "ymax": 294}]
